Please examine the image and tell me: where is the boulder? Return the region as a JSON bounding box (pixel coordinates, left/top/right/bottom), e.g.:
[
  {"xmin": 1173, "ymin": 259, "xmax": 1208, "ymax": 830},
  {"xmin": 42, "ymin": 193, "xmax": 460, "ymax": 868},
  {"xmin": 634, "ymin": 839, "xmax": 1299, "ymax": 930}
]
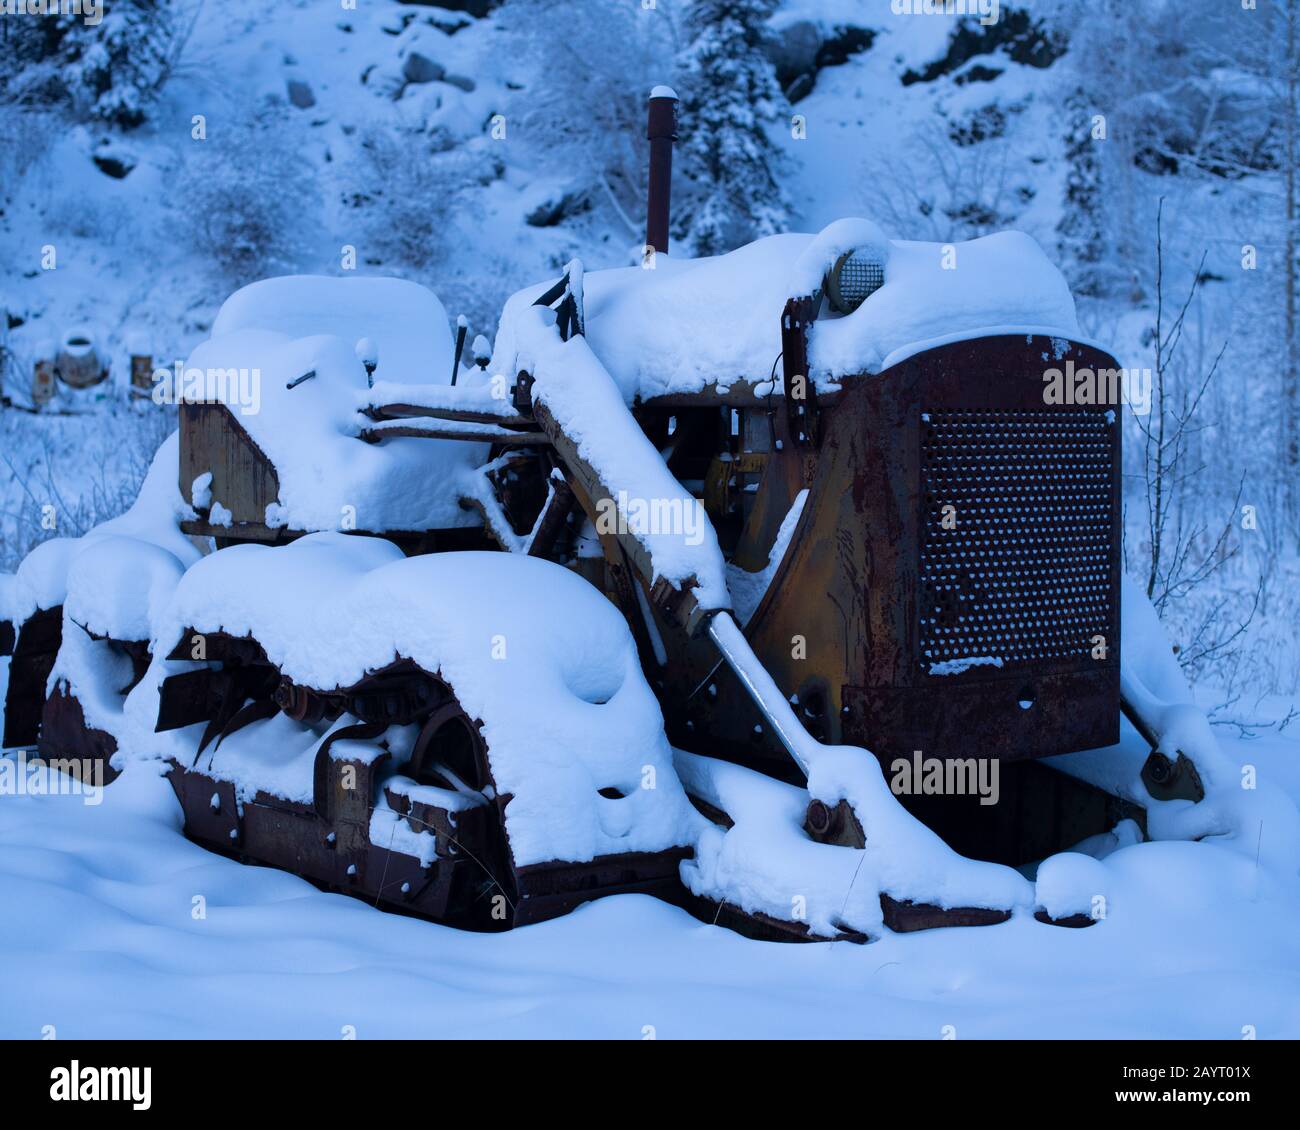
[
  {"xmin": 403, "ymin": 51, "xmax": 446, "ymax": 85},
  {"xmin": 287, "ymin": 79, "xmax": 316, "ymax": 109},
  {"xmin": 767, "ymin": 19, "xmax": 822, "ymax": 92}
]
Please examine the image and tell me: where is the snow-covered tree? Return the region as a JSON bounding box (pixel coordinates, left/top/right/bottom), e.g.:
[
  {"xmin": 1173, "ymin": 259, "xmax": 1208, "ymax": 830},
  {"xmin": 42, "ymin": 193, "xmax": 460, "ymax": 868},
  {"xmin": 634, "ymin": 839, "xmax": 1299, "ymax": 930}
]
[
  {"xmin": 1221, "ymin": 0, "xmax": 1300, "ymax": 522},
  {"xmin": 1046, "ymin": 0, "xmax": 1160, "ymax": 301},
  {"xmin": 2, "ymin": 1, "xmax": 196, "ymax": 130},
  {"xmin": 1056, "ymin": 86, "xmax": 1105, "ymax": 297},
  {"xmin": 676, "ymin": 0, "xmax": 789, "ymax": 256},
  {"xmin": 1155, "ymin": 0, "xmax": 1300, "ymax": 524},
  {"xmin": 497, "ymin": 0, "xmax": 684, "ymax": 246}
]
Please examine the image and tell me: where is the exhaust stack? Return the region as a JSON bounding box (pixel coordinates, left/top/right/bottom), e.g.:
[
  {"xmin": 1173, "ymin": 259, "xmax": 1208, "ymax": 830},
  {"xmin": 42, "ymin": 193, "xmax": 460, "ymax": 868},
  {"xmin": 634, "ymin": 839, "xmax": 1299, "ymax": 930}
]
[{"xmin": 645, "ymin": 86, "xmax": 678, "ymax": 257}]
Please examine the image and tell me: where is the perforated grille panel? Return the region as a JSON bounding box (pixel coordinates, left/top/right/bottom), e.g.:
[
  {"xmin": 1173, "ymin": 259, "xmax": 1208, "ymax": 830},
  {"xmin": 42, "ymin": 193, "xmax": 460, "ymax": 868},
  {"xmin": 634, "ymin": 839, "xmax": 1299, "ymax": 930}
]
[{"xmin": 919, "ymin": 410, "xmax": 1115, "ymax": 672}]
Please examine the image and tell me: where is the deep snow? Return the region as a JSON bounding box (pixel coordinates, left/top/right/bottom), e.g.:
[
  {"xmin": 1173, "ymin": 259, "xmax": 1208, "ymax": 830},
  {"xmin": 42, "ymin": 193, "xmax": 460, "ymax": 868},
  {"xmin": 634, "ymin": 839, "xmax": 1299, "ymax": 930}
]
[{"xmin": 1, "ymin": 749, "xmax": 1298, "ymax": 1039}]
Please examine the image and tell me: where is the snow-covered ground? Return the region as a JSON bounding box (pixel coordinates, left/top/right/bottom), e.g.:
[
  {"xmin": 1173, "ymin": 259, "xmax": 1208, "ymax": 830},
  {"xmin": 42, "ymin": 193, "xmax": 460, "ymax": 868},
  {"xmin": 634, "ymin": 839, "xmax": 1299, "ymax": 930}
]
[{"xmin": 2, "ymin": 668, "xmax": 1298, "ymax": 1039}]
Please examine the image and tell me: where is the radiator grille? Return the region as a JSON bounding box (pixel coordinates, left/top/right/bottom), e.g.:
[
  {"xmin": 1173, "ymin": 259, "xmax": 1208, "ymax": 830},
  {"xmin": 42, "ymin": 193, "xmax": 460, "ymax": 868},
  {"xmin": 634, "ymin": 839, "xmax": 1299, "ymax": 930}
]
[{"xmin": 919, "ymin": 410, "xmax": 1115, "ymax": 672}]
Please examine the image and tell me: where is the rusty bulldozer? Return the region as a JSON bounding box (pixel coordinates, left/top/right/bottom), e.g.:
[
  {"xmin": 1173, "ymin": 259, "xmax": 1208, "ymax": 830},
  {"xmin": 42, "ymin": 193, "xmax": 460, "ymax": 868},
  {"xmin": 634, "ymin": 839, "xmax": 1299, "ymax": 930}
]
[{"xmin": 1, "ymin": 91, "xmax": 1216, "ymax": 941}]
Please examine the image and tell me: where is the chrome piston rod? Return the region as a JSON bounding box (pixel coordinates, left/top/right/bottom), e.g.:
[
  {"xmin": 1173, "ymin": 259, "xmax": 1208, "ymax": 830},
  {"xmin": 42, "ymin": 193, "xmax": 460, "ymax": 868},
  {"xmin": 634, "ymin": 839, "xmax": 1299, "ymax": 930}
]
[{"xmin": 706, "ymin": 610, "xmax": 812, "ymax": 779}]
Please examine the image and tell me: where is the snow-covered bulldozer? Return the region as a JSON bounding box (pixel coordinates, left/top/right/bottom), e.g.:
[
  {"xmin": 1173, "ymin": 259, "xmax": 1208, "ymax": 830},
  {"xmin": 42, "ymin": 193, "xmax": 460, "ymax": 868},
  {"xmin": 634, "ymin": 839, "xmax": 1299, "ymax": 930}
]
[{"xmin": 2, "ymin": 93, "xmax": 1269, "ymax": 941}]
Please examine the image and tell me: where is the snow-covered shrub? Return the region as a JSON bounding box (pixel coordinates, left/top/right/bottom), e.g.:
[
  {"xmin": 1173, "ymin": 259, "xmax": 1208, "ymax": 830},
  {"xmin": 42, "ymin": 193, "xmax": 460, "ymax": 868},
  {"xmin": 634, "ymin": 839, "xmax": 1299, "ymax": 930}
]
[
  {"xmin": 1, "ymin": 1, "xmax": 198, "ymax": 130},
  {"xmin": 0, "ymin": 410, "xmax": 174, "ymax": 573},
  {"xmin": 430, "ymin": 252, "xmax": 524, "ymax": 349},
  {"xmin": 44, "ymin": 184, "xmax": 135, "ymax": 247},
  {"xmin": 860, "ymin": 116, "xmax": 1031, "ymax": 244},
  {"xmin": 342, "ymin": 123, "xmax": 494, "ymax": 273},
  {"xmin": 676, "ymin": 0, "xmax": 790, "ymax": 255},
  {"xmin": 173, "ymin": 118, "xmax": 320, "ymax": 281}
]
